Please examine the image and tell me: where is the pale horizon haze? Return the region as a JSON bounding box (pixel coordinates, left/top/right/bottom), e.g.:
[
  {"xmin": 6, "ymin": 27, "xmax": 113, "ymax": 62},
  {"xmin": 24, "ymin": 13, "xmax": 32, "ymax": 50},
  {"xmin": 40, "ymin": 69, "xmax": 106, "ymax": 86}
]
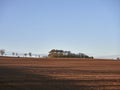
[{"xmin": 0, "ymin": 0, "xmax": 120, "ymax": 58}]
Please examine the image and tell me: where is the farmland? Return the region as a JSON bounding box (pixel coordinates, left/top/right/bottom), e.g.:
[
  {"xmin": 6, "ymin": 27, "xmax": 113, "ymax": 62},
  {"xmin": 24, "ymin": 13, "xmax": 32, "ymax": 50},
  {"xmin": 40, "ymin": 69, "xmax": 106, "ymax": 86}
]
[{"xmin": 0, "ymin": 57, "xmax": 120, "ymax": 90}]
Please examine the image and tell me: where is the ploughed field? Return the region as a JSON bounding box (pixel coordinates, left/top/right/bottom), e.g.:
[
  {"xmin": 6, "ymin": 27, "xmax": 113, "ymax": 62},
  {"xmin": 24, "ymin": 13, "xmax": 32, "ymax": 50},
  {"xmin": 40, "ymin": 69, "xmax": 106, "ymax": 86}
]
[{"xmin": 0, "ymin": 57, "xmax": 120, "ymax": 90}]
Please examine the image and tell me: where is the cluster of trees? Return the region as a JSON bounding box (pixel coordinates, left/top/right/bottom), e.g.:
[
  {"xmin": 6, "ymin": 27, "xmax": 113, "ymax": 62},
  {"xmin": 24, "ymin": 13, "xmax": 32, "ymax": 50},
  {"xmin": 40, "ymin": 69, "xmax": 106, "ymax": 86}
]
[{"xmin": 48, "ymin": 49, "xmax": 93, "ymax": 58}]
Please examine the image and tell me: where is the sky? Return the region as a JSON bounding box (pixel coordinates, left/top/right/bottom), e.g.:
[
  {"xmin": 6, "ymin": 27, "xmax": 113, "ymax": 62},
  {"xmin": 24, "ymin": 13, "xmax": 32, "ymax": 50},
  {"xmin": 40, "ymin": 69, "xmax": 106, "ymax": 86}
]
[{"xmin": 0, "ymin": 0, "xmax": 120, "ymax": 57}]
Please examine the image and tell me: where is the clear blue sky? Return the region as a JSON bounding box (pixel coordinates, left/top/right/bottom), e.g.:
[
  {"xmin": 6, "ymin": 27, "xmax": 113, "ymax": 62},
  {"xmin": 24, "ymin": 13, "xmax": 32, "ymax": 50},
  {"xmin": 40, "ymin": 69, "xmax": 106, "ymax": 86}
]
[{"xmin": 0, "ymin": 0, "xmax": 120, "ymax": 57}]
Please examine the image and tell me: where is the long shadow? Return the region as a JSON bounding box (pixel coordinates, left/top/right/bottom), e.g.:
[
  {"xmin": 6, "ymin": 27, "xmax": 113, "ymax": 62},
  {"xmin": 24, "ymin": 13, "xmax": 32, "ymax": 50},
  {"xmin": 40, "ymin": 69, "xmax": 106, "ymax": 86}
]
[{"xmin": 0, "ymin": 66, "xmax": 120, "ymax": 90}]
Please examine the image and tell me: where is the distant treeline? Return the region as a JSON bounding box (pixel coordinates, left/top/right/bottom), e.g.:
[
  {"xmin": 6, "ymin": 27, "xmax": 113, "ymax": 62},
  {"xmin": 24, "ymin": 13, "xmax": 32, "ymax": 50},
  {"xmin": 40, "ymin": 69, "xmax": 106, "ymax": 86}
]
[
  {"xmin": 48, "ymin": 49, "xmax": 93, "ymax": 58},
  {"xmin": 0, "ymin": 49, "xmax": 41, "ymax": 58},
  {"xmin": 0, "ymin": 49, "xmax": 94, "ymax": 59}
]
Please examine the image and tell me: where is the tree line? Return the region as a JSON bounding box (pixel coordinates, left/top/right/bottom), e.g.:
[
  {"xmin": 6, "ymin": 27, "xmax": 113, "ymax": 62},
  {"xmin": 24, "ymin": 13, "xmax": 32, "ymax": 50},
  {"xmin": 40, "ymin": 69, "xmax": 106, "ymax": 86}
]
[
  {"xmin": 0, "ymin": 49, "xmax": 40, "ymax": 58},
  {"xmin": 48, "ymin": 49, "xmax": 94, "ymax": 58}
]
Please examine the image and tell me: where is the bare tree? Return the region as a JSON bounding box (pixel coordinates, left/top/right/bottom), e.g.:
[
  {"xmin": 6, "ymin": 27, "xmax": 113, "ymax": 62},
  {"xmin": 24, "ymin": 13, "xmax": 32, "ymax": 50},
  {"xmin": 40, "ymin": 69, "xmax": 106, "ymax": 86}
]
[
  {"xmin": 38, "ymin": 55, "xmax": 40, "ymax": 58},
  {"xmin": 16, "ymin": 53, "xmax": 18, "ymax": 56},
  {"xmin": 24, "ymin": 53, "xmax": 27, "ymax": 57},
  {"xmin": 0, "ymin": 49, "xmax": 5, "ymax": 56},
  {"xmin": 117, "ymin": 57, "xmax": 120, "ymax": 60},
  {"xmin": 28, "ymin": 52, "xmax": 32, "ymax": 57},
  {"xmin": 12, "ymin": 52, "xmax": 15, "ymax": 56}
]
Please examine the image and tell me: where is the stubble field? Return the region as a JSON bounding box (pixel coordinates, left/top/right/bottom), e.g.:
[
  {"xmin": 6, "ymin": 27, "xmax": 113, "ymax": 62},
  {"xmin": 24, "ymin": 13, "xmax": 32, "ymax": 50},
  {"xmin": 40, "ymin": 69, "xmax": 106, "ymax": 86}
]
[{"xmin": 0, "ymin": 57, "xmax": 120, "ymax": 90}]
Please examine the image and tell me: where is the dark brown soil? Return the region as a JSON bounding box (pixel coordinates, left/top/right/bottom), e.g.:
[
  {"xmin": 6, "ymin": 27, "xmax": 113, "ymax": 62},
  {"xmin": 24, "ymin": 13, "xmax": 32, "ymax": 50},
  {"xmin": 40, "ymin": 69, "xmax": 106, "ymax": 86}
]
[{"xmin": 0, "ymin": 57, "xmax": 120, "ymax": 90}]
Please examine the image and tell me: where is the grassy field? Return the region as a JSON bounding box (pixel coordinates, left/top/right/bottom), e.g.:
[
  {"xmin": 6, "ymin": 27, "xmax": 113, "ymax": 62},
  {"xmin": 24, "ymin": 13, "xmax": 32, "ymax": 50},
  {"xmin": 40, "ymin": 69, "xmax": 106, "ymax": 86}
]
[{"xmin": 0, "ymin": 57, "xmax": 120, "ymax": 90}]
